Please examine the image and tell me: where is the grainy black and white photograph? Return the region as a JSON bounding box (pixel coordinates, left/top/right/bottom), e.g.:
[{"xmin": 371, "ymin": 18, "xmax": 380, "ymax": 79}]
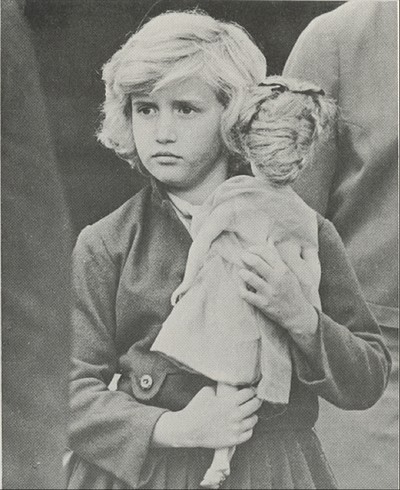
[{"xmin": 1, "ymin": 0, "xmax": 398, "ymax": 488}]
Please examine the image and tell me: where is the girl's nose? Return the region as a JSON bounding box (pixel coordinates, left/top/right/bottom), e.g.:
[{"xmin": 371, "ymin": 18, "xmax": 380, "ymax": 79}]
[{"xmin": 155, "ymin": 112, "xmax": 177, "ymax": 143}]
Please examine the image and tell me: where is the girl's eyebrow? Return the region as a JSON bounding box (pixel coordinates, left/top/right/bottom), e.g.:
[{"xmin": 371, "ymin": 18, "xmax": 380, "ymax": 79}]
[
  {"xmin": 131, "ymin": 99, "xmax": 156, "ymax": 105},
  {"xmin": 131, "ymin": 97, "xmax": 205, "ymax": 106},
  {"xmin": 174, "ymin": 98, "xmax": 204, "ymax": 105}
]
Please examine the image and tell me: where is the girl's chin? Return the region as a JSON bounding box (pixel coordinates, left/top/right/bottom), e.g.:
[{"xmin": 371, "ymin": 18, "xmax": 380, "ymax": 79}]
[
  {"xmin": 159, "ymin": 179, "xmax": 190, "ymax": 191},
  {"xmin": 150, "ymin": 168, "xmax": 190, "ymax": 187}
]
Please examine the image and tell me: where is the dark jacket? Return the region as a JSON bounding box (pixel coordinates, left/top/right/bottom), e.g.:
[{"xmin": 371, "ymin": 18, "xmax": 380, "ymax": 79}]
[{"xmin": 69, "ymin": 179, "xmax": 390, "ymax": 489}]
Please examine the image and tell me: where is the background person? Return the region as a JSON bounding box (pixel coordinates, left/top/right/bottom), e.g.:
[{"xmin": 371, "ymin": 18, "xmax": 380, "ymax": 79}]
[
  {"xmin": 283, "ymin": 1, "xmax": 398, "ymax": 488},
  {"xmin": 1, "ymin": 0, "xmax": 73, "ymax": 487}
]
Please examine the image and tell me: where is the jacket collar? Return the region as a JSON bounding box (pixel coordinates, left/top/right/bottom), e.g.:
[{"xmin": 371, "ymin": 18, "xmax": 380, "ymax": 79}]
[
  {"xmin": 149, "ymin": 177, "xmax": 193, "ymax": 238},
  {"xmin": 150, "ymin": 176, "xmax": 169, "ymax": 204}
]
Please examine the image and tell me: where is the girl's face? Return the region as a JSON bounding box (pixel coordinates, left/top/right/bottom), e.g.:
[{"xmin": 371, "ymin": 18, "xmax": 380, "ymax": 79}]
[{"xmin": 131, "ymin": 77, "xmax": 229, "ymax": 204}]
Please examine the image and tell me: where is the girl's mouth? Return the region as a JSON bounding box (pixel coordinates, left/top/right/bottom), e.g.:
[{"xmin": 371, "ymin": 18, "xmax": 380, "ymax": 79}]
[{"xmin": 153, "ymin": 152, "xmax": 181, "ymax": 158}]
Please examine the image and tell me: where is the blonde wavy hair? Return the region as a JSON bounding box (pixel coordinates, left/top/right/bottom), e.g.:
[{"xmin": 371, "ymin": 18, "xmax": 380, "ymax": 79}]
[
  {"xmin": 97, "ymin": 9, "xmax": 266, "ymax": 171},
  {"xmin": 97, "ymin": 11, "xmax": 336, "ymax": 183}
]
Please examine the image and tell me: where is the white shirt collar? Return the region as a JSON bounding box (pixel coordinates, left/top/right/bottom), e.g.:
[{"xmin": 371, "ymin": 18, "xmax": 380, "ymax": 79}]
[{"xmin": 167, "ymin": 192, "xmax": 202, "ymax": 235}]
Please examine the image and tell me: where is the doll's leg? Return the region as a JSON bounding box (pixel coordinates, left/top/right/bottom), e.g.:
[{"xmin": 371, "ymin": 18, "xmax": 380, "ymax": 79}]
[{"xmin": 200, "ymin": 383, "xmax": 237, "ymax": 489}]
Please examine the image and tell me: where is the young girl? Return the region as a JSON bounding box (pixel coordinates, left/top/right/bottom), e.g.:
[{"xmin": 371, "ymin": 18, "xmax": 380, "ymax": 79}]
[
  {"xmin": 150, "ymin": 76, "xmax": 336, "ymax": 488},
  {"xmin": 67, "ymin": 10, "xmax": 391, "ymax": 490}
]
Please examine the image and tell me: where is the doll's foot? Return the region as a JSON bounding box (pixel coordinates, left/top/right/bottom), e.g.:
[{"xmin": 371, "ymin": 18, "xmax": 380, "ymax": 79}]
[{"xmin": 200, "ymin": 468, "xmax": 229, "ymax": 488}]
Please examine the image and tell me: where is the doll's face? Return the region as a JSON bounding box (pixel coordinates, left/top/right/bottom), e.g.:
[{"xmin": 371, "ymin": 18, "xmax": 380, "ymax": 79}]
[{"xmin": 131, "ymin": 77, "xmax": 228, "ymax": 203}]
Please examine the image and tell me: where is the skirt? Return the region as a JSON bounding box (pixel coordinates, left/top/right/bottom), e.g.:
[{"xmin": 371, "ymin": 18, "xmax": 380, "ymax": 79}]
[{"xmin": 66, "ymin": 426, "xmax": 337, "ymax": 489}]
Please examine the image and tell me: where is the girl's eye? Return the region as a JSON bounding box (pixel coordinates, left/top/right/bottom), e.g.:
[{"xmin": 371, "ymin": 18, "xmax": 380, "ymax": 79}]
[
  {"xmin": 137, "ymin": 106, "xmax": 157, "ymax": 116},
  {"xmin": 177, "ymin": 105, "xmax": 198, "ymax": 116}
]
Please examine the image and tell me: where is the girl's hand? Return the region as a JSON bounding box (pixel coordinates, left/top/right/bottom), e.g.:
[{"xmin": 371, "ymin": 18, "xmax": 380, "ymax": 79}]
[
  {"xmin": 152, "ymin": 386, "xmax": 261, "ymax": 449},
  {"xmin": 238, "ymin": 239, "xmax": 319, "ymax": 336}
]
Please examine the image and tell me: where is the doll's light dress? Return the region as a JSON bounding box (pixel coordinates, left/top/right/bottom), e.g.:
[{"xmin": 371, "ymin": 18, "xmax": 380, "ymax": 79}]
[{"xmin": 151, "ymin": 175, "xmax": 321, "ymax": 404}]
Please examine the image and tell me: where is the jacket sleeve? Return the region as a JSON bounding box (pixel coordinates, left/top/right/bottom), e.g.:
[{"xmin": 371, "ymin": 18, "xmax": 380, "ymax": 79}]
[
  {"xmin": 290, "ymin": 218, "xmax": 391, "ymax": 410},
  {"xmin": 283, "ymin": 15, "xmax": 339, "ymax": 217},
  {"xmin": 69, "ymin": 226, "xmax": 168, "ymax": 488}
]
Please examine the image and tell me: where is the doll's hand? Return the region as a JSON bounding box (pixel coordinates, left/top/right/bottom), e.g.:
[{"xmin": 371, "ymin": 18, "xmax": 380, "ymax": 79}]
[
  {"xmin": 238, "ymin": 239, "xmax": 318, "ymax": 337},
  {"xmin": 152, "ymin": 386, "xmax": 261, "ymax": 449}
]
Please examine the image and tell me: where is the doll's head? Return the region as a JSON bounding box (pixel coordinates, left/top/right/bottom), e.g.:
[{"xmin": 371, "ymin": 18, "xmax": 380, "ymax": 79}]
[
  {"xmin": 236, "ymin": 76, "xmax": 337, "ymax": 185},
  {"xmin": 97, "ymin": 10, "xmax": 266, "ymax": 171}
]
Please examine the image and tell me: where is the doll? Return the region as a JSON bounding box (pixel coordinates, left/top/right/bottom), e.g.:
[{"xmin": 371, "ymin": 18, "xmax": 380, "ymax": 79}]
[{"xmin": 150, "ymin": 75, "xmax": 336, "ymax": 488}]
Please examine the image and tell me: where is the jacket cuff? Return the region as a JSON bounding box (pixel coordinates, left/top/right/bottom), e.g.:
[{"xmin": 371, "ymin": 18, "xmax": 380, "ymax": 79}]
[
  {"xmin": 120, "ymin": 407, "xmax": 169, "ymax": 488},
  {"xmin": 290, "ymin": 308, "xmax": 330, "ymax": 387}
]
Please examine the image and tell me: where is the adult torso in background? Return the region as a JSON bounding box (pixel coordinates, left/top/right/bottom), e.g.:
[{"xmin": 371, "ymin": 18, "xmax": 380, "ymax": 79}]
[{"xmin": 285, "ymin": 0, "xmax": 398, "ymax": 330}]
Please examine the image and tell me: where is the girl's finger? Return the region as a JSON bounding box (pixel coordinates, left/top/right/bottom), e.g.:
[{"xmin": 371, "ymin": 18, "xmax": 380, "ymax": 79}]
[
  {"xmin": 238, "ymin": 268, "xmax": 267, "ymax": 292},
  {"xmin": 241, "ymin": 251, "xmax": 274, "ymax": 282},
  {"xmin": 248, "ymin": 239, "xmax": 287, "ymax": 273},
  {"xmin": 240, "ymin": 414, "xmax": 259, "ymax": 431},
  {"xmin": 234, "ymin": 387, "xmax": 257, "ymax": 405},
  {"xmin": 245, "ymin": 243, "xmax": 276, "ymax": 269},
  {"xmin": 238, "ymin": 397, "xmax": 262, "ymax": 418},
  {"xmin": 239, "ymin": 284, "xmax": 269, "ymax": 312},
  {"xmin": 237, "ymin": 429, "xmax": 254, "ymax": 445}
]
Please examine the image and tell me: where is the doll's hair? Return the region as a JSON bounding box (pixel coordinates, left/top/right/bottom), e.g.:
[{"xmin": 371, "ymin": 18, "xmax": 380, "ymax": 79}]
[
  {"xmin": 97, "ymin": 9, "xmax": 266, "ymax": 170},
  {"xmin": 236, "ymin": 76, "xmax": 337, "ymax": 185}
]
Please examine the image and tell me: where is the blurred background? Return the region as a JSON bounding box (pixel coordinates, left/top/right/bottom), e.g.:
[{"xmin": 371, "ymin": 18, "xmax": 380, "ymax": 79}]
[{"xmin": 22, "ymin": 0, "xmax": 344, "ymax": 236}]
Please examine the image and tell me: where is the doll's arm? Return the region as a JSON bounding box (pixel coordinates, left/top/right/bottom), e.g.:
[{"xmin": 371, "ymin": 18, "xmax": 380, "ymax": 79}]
[{"xmin": 171, "ymin": 204, "xmax": 234, "ymax": 304}]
